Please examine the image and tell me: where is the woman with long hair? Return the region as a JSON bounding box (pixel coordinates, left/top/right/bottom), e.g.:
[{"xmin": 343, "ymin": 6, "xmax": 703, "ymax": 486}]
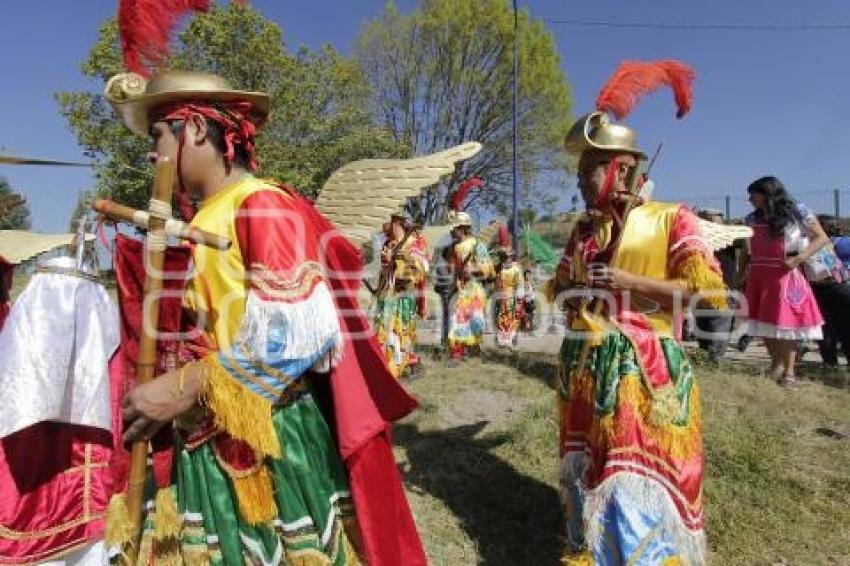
[{"xmin": 740, "ymin": 176, "xmax": 826, "ymax": 387}]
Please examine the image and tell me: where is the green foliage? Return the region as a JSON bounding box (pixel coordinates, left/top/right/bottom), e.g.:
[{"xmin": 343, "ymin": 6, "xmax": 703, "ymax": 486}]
[
  {"xmin": 56, "ymin": 4, "xmax": 403, "ymax": 208},
  {"xmin": 0, "ymin": 177, "xmax": 31, "ymax": 230},
  {"xmin": 356, "ymin": 0, "xmax": 573, "ymax": 223}
]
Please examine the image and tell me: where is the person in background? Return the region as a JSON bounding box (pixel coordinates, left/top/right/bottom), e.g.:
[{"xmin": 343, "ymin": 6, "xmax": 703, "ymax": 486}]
[
  {"xmin": 739, "ymin": 177, "xmax": 825, "ymax": 387},
  {"xmin": 373, "ymin": 212, "xmax": 430, "ymax": 378},
  {"xmin": 445, "ymin": 212, "xmax": 494, "ymax": 361},
  {"xmin": 521, "ymin": 268, "xmax": 537, "ymax": 331},
  {"xmin": 809, "ymin": 215, "xmax": 850, "ymax": 366}
]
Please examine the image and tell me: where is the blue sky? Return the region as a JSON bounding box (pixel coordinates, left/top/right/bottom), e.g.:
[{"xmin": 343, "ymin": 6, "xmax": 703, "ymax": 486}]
[{"xmin": 2, "ymin": 0, "xmax": 850, "ymax": 232}]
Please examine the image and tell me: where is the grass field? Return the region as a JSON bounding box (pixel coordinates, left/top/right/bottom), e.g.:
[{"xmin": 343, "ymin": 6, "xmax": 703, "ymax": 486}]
[
  {"xmin": 394, "ymin": 349, "xmax": 850, "ymax": 565},
  {"xmin": 7, "ymin": 268, "xmax": 849, "ymax": 563}
]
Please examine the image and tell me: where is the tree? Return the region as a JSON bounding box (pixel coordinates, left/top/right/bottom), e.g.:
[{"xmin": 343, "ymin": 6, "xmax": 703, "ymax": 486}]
[
  {"xmin": 0, "ymin": 177, "xmax": 31, "ymax": 230},
  {"xmin": 355, "ymin": 0, "xmax": 573, "ymax": 224},
  {"xmin": 56, "ymin": 3, "xmax": 403, "ymax": 211}
]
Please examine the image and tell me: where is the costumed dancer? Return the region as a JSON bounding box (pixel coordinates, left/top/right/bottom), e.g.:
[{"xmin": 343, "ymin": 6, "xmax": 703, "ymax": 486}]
[
  {"xmin": 492, "ymin": 224, "xmax": 523, "ymax": 348},
  {"xmin": 0, "ymin": 237, "xmax": 119, "ymax": 564},
  {"xmin": 104, "ymin": 2, "xmax": 426, "ymax": 564},
  {"xmin": 520, "ymin": 268, "xmax": 537, "ymax": 331},
  {"xmin": 373, "ymin": 212, "xmax": 430, "ymax": 378},
  {"xmin": 548, "ymin": 60, "xmax": 726, "ymax": 565},
  {"xmin": 446, "ymin": 178, "xmax": 493, "ymax": 360}
]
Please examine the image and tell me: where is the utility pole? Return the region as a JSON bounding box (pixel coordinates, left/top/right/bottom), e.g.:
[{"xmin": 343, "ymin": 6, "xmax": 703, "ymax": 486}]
[
  {"xmin": 511, "ymin": 0, "xmax": 520, "ymax": 254},
  {"xmin": 835, "ymin": 188, "xmax": 840, "ymax": 218},
  {"xmin": 725, "ymin": 194, "xmax": 731, "ymax": 220}
]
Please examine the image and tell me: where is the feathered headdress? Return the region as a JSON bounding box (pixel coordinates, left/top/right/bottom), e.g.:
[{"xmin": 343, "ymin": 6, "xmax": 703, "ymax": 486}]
[
  {"xmin": 595, "ymin": 60, "xmax": 696, "ymax": 120},
  {"xmin": 118, "ymin": 0, "xmax": 246, "ymax": 77},
  {"xmin": 450, "ymin": 176, "xmax": 485, "ymax": 212}
]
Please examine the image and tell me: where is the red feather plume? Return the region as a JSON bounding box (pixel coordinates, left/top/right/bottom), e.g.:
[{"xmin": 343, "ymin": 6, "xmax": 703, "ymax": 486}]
[
  {"xmin": 450, "ymin": 176, "xmax": 485, "ymax": 211},
  {"xmin": 118, "ymin": 0, "xmax": 218, "ymax": 77},
  {"xmin": 497, "ymin": 223, "xmax": 510, "ymax": 248},
  {"xmin": 119, "ymin": 0, "xmax": 211, "ymax": 76},
  {"xmin": 595, "ymin": 60, "xmax": 696, "ymax": 120}
]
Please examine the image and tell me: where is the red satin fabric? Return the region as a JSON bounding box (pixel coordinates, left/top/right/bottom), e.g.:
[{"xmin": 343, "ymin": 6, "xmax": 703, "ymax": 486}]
[
  {"xmin": 111, "ymin": 235, "xmax": 200, "ymax": 491},
  {"xmin": 0, "ymin": 424, "xmax": 113, "ymax": 563},
  {"xmin": 0, "ymin": 259, "xmax": 117, "ymax": 563},
  {"xmin": 236, "ymin": 188, "xmax": 425, "ymax": 564}
]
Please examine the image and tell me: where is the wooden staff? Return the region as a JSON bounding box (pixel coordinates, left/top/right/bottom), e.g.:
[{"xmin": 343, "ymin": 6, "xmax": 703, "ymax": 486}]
[{"xmin": 93, "ymin": 157, "xmax": 230, "ymax": 559}]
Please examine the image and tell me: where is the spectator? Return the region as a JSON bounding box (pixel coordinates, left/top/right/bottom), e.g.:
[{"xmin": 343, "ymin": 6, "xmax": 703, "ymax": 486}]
[
  {"xmin": 809, "ymin": 215, "xmax": 850, "ymax": 366},
  {"xmin": 739, "ymin": 177, "xmax": 824, "ymax": 388},
  {"xmin": 521, "ymin": 268, "xmax": 537, "ymax": 331}
]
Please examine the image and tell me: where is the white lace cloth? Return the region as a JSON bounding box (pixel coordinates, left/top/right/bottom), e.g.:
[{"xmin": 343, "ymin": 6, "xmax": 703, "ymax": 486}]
[{"xmin": 0, "ymin": 257, "xmax": 119, "ymax": 438}]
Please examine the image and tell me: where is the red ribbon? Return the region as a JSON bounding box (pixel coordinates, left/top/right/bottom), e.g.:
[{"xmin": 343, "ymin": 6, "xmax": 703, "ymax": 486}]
[{"xmin": 154, "ymin": 101, "xmax": 259, "ymax": 172}]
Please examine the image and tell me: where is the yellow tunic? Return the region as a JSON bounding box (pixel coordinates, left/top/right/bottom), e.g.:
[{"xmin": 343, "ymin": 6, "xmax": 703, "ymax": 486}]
[{"xmin": 184, "ymin": 176, "xmax": 283, "ymax": 349}]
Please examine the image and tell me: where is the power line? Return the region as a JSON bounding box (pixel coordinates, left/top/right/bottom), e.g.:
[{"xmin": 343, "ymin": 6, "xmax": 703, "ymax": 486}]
[{"xmin": 543, "ymin": 18, "xmax": 850, "ymax": 32}]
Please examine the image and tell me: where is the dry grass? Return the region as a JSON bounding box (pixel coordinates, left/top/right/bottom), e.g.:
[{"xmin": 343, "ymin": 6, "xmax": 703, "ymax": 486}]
[{"xmin": 394, "ymin": 348, "xmax": 850, "ymax": 565}]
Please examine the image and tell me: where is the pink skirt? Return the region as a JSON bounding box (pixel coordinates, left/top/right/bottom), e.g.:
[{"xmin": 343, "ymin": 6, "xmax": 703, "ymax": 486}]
[{"xmin": 743, "ymin": 262, "xmax": 823, "ymax": 339}]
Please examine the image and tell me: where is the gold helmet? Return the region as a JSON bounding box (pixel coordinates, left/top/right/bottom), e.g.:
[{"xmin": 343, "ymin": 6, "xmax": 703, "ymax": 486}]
[{"xmin": 564, "ymin": 111, "xmax": 645, "ymax": 159}]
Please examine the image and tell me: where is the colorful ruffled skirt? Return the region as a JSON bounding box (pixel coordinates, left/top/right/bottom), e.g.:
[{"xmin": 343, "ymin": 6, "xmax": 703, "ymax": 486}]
[
  {"xmin": 558, "ymin": 332, "xmax": 705, "ymax": 565},
  {"xmin": 448, "ymin": 280, "xmax": 487, "ymax": 357},
  {"xmin": 374, "ymin": 294, "xmax": 418, "ymax": 378},
  {"xmin": 138, "ymin": 388, "xmax": 359, "ymax": 565}
]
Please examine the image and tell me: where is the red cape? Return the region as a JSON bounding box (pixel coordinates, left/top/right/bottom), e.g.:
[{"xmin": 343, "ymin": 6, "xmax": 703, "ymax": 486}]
[
  {"xmin": 112, "ymin": 190, "xmax": 426, "ymax": 565},
  {"xmin": 271, "ymin": 188, "xmax": 426, "ymax": 565}
]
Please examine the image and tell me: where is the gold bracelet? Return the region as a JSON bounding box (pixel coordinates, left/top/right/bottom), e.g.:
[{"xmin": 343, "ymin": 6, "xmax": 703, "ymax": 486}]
[{"xmin": 171, "ymin": 364, "xmax": 187, "ymax": 399}]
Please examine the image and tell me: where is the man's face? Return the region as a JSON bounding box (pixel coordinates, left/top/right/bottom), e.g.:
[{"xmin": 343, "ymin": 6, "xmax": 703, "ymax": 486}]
[
  {"xmin": 576, "ymin": 150, "xmax": 636, "ymax": 209},
  {"xmin": 577, "ymin": 151, "xmax": 615, "ymax": 208},
  {"xmin": 390, "ymin": 218, "xmax": 406, "ymax": 240},
  {"xmin": 147, "ymin": 121, "xmax": 182, "ymax": 191},
  {"xmin": 148, "ymin": 121, "xmax": 179, "ymax": 166}
]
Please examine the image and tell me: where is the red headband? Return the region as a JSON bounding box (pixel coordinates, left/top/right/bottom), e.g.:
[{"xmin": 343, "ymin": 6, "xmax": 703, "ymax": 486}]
[{"xmin": 154, "ymin": 101, "xmax": 259, "ymax": 171}]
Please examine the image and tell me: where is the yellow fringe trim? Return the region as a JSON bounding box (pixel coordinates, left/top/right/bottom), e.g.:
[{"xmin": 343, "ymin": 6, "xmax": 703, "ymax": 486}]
[
  {"xmin": 661, "ymin": 557, "xmax": 684, "ymax": 566},
  {"xmin": 154, "ymin": 487, "xmax": 182, "ymax": 541},
  {"xmin": 560, "ymin": 549, "xmax": 595, "ymax": 565},
  {"xmin": 342, "ymin": 515, "xmax": 365, "ymax": 565},
  {"xmin": 564, "ymin": 370, "xmax": 702, "ymax": 463},
  {"xmin": 104, "ymin": 493, "xmax": 135, "ymax": 549},
  {"xmin": 149, "ymin": 536, "xmax": 182, "ymax": 566},
  {"xmin": 232, "ymin": 465, "xmax": 278, "ymax": 525},
  {"xmin": 675, "ymin": 254, "xmax": 728, "ymax": 311},
  {"xmin": 594, "ymin": 374, "xmax": 702, "ymax": 463},
  {"xmin": 287, "ymin": 548, "xmax": 333, "ymax": 566},
  {"xmin": 182, "ymin": 545, "xmax": 211, "ymax": 566},
  {"xmin": 137, "ymin": 529, "xmax": 153, "ymax": 566},
  {"xmin": 199, "ymin": 354, "xmax": 281, "ymax": 459},
  {"xmin": 648, "ymin": 382, "xmax": 683, "ymax": 426},
  {"xmin": 575, "ymin": 307, "xmax": 607, "ymax": 347}
]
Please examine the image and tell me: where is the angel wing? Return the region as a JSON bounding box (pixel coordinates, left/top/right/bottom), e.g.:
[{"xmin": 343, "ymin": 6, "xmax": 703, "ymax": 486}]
[
  {"xmin": 0, "ymin": 231, "xmax": 95, "ymax": 265},
  {"xmin": 314, "ymin": 142, "xmax": 482, "ymax": 245},
  {"xmin": 696, "ymin": 219, "xmax": 753, "ymax": 252}
]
